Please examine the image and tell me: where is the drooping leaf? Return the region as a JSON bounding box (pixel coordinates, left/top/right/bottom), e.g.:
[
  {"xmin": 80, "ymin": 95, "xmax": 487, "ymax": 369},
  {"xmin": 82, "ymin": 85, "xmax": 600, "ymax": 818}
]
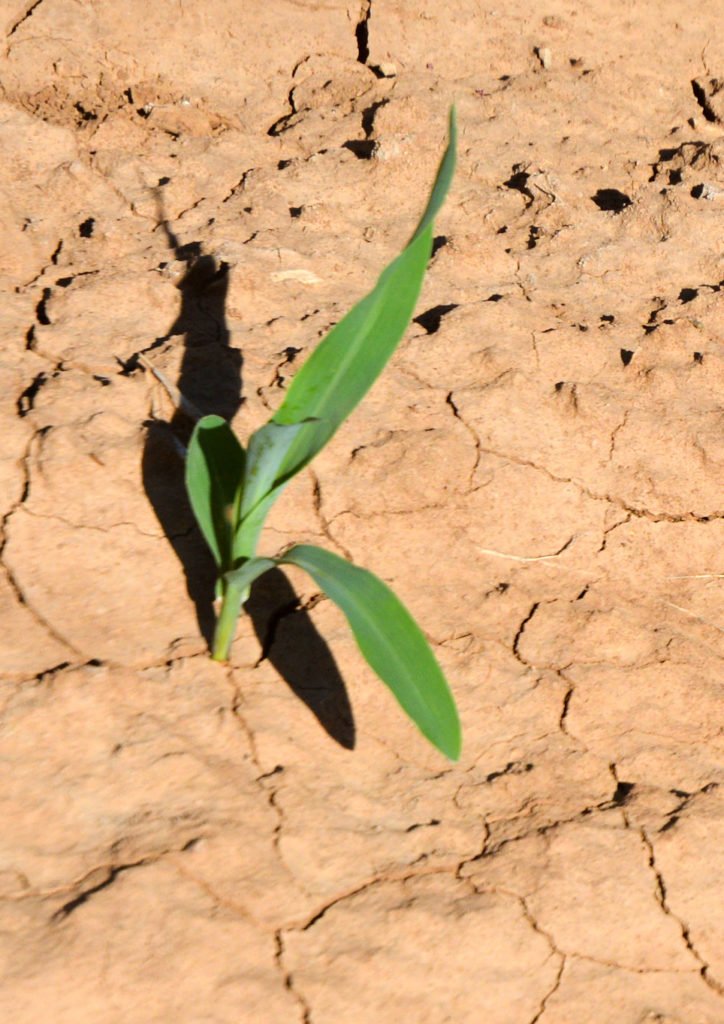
[
  {"xmin": 265, "ymin": 108, "xmax": 457, "ymax": 491},
  {"xmin": 224, "ymin": 554, "xmax": 277, "ymax": 593},
  {"xmin": 275, "ymin": 544, "xmax": 461, "ymax": 761},
  {"xmin": 185, "ymin": 414, "xmax": 245, "ymax": 568}
]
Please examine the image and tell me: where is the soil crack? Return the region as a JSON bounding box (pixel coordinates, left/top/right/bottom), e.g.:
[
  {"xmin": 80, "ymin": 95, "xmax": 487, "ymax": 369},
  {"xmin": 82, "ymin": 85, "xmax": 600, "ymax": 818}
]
[
  {"xmin": 477, "ymin": 443, "xmax": 724, "ymax": 522},
  {"xmin": 528, "ymin": 956, "xmax": 565, "ymax": 1024},
  {"xmin": 227, "ymin": 676, "xmax": 290, "ymax": 886},
  {"xmin": 512, "ymin": 601, "xmax": 541, "ymax": 661},
  {"xmin": 517, "ymin": 895, "xmax": 566, "ymax": 1024},
  {"xmin": 52, "ymin": 857, "xmax": 154, "ymax": 921},
  {"xmin": 355, "ymin": 0, "xmax": 371, "ymax": 65},
  {"xmin": 659, "ymin": 782, "xmax": 719, "ymax": 834},
  {"xmin": 446, "ymin": 390, "xmax": 482, "ymax": 487},
  {"xmin": 640, "ymin": 827, "xmax": 724, "ymax": 994},
  {"xmin": 21, "ymin": 506, "xmax": 165, "ymax": 541},
  {"xmin": 275, "ymin": 931, "xmax": 313, "ymax": 1023},
  {"xmin": 0, "ymin": 435, "xmax": 81, "ymax": 658},
  {"xmin": 558, "ymin": 684, "xmax": 574, "ymax": 734},
  {"xmin": 465, "ymin": 788, "xmax": 642, "ymax": 866},
  {"xmin": 309, "ymin": 469, "xmax": 354, "ymax": 561},
  {"xmin": 7, "ymin": 0, "xmax": 45, "ymax": 40}
]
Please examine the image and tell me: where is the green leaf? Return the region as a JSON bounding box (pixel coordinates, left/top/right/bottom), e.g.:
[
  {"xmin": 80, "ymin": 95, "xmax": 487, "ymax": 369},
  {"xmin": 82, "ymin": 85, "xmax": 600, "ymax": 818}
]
[
  {"xmin": 409, "ymin": 107, "xmax": 458, "ymax": 243},
  {"xmin": 240, "ymin": 421, "xmax": 310, "ymax": 519},
  {"xmin": 185, "ymin": 415, "xmax": 245, "ymax": 568},
  {"xmin": 267, "ymin": 107, "xmax": 457, "ymax": 487},
  {"xmin": 213, "ymin": 556, "xmax": 277, "ymax": 661},
  {"xmin": 232, "ymin": 490, "xmax": 278, "ymax": 564},
  {"xmin": 224, "ymin": 555, "xmax": 277, "ymax": 593},
  {"xmin": 232, "ymin": 419, "xmax": 319, "ymax": 562},
  {"xmin": 277, "ymin": 544, "xmax": 461, "ymax": 760}
]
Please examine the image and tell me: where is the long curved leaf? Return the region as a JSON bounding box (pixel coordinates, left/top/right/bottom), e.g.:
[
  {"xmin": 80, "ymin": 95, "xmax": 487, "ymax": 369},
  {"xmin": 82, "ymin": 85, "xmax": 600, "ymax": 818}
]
[{"xmin": 276, "ymin": 544, "xmax": 461, "ymax": 760}]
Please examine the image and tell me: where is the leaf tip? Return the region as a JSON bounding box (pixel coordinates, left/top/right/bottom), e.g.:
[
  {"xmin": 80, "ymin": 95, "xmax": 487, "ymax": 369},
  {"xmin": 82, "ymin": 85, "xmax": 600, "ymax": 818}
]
[{"xmin": 439, "ymin": 724, "xmax": 462, "ymax": 762}]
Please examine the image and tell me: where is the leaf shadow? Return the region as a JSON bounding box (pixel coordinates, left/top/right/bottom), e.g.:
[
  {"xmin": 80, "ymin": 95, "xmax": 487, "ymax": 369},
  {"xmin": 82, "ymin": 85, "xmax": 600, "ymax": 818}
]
[{"xmin": 246, "ymin": 568, "xmax": 356, "ymax": 750}]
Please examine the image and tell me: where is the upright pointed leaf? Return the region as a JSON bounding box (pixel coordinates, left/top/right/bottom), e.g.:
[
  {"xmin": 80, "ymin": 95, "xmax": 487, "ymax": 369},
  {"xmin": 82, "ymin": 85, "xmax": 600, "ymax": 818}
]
[
  {"xmin": 185, "ymin": 415, "xmax": 245, "ymax": 568},
  {"xmin": 268, "ymin": 108, "xmax": 457, "ymax": 486},
  {"xmin": 277, "ymin": 544, "xmax": 461, "ymax": 760},
  {"xmin": 240, "ymin": 420, "xmax": 310, "ymax": 520},
  {"xmin": 231, "ymin": 420, "xmax": 317, "ymax": 562},
  {"xmin": 408, "ymin": 106, "xmax": 458, "ymax": 243},
  {"xmin": 232, "ymin": 489, "xmax": 278, "ymax": 563}
]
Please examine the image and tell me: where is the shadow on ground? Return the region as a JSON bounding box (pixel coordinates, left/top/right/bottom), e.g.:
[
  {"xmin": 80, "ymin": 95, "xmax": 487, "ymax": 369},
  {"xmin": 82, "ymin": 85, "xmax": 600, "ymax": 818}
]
[
  {"xmin": 140, "ymin": 190, "xmax": 355, "ymax": 748},
  {"xmin": 247, "ymin": 569, "xmax": 356, "ymax": 749}
]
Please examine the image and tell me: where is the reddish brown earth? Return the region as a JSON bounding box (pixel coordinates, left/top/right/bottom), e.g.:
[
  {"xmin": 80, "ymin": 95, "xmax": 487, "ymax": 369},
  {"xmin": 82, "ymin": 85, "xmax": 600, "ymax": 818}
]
[{"xmin": 1, "ymin": 2, "xmax": 723, "ymax": 1021}]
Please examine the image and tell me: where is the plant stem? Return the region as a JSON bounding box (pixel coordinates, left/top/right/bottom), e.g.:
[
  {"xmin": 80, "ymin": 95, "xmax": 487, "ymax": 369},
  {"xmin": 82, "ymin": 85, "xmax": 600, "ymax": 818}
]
[
  {"xmin": 211, "ymin": 581, "xmax": 248, "ymax": 661},
  {"xmin": 212, "ymin": 506, "xmax": 265, "ymax": 661}
]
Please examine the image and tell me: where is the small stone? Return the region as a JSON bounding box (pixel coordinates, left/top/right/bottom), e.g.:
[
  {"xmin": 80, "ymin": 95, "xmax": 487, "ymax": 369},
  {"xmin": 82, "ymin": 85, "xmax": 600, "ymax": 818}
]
[
  {"xmin": 535, "ymin": 46, "xmax": 553, "ymax": 69},
  {"xmin": 698, "ymin": 182, "xmax": 724, "ymax": 200},
  {"xmin": 270, "ymin": 268, "xmax": 322, "ymax": 285}
]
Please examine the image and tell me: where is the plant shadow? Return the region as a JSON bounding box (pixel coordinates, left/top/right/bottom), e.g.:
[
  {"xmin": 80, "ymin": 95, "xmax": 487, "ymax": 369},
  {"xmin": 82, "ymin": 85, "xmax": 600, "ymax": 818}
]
[
  {"xmin": 140, "ymin": 224, "xmax": 238, "ymax": 648},
  {"xmin": 139, "ymin": 188, "xmax": 355, "ymax": 749},
  {"xmin": 247, "ymin": 569, "xmax": 355, "ymax": 750}
]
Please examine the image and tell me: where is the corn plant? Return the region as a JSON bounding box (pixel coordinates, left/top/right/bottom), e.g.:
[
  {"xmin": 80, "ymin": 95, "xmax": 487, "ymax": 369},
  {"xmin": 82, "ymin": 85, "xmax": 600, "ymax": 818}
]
[{"xmin": 185, "ymin": 109, "xmax": 460, "ymax": 759}]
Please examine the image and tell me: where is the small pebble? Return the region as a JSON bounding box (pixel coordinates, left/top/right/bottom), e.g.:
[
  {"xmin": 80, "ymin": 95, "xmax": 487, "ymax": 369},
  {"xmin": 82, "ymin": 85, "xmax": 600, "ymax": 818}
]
[{"xmin": 535, "ymin": 46, "xmax": 553, "ymax": 69}]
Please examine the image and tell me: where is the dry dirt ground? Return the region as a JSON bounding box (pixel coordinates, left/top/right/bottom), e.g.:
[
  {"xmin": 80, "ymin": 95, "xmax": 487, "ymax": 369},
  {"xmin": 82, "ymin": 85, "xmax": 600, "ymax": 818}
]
[{"xmin": 1, "ymin": 1, "xmax": 723, "ymax": 1021}]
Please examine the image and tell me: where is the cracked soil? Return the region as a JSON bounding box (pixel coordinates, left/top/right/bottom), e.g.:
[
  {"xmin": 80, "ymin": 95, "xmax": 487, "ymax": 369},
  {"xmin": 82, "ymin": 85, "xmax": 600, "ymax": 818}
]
[{"xmin": 0, "ymin": 1, "xmax": 723, "ymax": 1022}]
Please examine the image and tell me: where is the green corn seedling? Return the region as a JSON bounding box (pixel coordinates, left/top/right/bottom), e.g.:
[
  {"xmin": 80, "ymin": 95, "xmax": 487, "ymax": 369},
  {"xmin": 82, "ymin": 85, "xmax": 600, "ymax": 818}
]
[{"xmin": 185, "ymin": 109, "xmax": 460, "ymax": 759}]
